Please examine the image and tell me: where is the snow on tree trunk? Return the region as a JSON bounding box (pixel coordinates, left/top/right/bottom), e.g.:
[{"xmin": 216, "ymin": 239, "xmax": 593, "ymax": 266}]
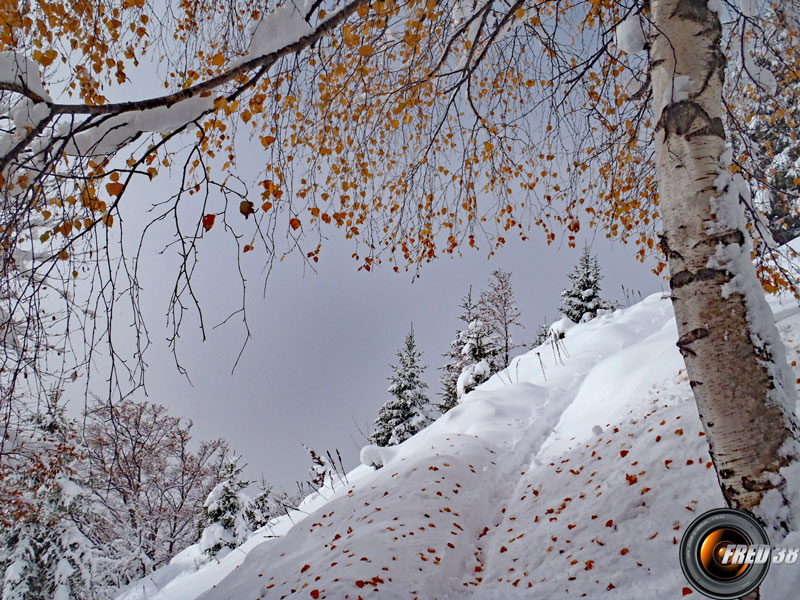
[{"xmin": 651, "ymin": 0, "xmax": 800, "ymax": 530}]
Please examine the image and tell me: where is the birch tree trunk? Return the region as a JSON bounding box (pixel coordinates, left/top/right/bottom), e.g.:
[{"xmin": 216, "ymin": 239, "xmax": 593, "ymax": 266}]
[{"xmin": 650, "ymin": 0, "xmax": 800, "ymax": 533}]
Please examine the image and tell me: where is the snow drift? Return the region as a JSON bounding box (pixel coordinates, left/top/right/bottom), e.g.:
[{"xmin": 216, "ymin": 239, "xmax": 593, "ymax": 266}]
[{"xmin": 118, "ymin": 271, "xmax": 800, "ymax": 599}]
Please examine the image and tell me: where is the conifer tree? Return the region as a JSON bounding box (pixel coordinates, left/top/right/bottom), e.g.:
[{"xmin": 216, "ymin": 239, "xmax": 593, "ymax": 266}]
[
  {"xmin": 478, "ymin": 269, "xmax": 524, "ymax": 367},
  {"xmin": 370, "ymin": 324, "xmax": 436, "ymax": 446},
  {"xmin": 440, "ymin": 288, "xmax": 503, "ymax": 407},
  {"xmin": 455, "ymin": 316, "xmax": 501, "ymax": 399},
  {"xmin": 245, "ymin": 477, "xmax": 286, "ymax": 531},
  {"xmin": 532, "ymin": 319, "xmax": 551, "ymax": 348},
  {"xmin": 439, "ymin": 288, "xmax": 479, "ymax": 413},
  {"xmin": 199, "ymin": 455, "xmax": 251, "ymax": 557},
  {"xmin": 560, "ymin": 247, "xmax": 610, "ymax": 324}
]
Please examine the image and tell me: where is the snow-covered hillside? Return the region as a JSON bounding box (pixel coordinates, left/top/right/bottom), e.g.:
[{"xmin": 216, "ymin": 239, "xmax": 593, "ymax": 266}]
[{"xmin": 119, "ymin": 283, "xmax": 800, "ymax": 599}]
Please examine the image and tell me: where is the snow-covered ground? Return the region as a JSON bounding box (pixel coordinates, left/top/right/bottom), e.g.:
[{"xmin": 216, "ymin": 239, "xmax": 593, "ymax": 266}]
[{"xmin": 118, "ymin": 274, "xmax": 800, "ymax": 599}]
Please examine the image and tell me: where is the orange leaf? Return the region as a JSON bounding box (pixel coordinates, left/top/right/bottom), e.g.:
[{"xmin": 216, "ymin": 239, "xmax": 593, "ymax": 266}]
[
  {"xmin": 243, "ymin": 244, "xmax": 254, "ymax": 253},
  {"xmin": 211, "ymin": 52, "xmax": 225, "ymax": 66},
  {"xmin": 202, "ymin": 214, "xmax": 216, "ymax": 231},
  {"xmin": 358, "ymin": 44, "xmax": 374, "ymax": 57},
  {"xmin": 240, "ymin": 200, "xmax": 255, "ymax": 219},
  {"xmin": 106, "ymin": 182, "xmax": 124, "ymax": 196},
  {"xmin": 289, "ymin": 217, "xmax": 301, "ymax": 230}
]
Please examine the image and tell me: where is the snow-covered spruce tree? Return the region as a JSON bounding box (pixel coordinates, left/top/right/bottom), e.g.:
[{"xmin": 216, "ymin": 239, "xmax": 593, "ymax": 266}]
[
  {"xmin": 560, "ymin": 246, "xmax": 610, "ymax": 324},
  {"xmin": 245, "ymin": 477, "xmax": 286, "ymax": 531},
  {"xmin": 199, "ymin": 455, "xmax": 251, "ymax": 557},
  {"xmin": 532, "ymin": 319, "xmax": 551, "ymax": 348},
  {"xmin": 0, "ymin": 407, "xmax": 95, "ymax": 600},
  {"xmin": 370, "ymin": 324, "xmax": 437, "ymax": 446},
  {"xmin": 478, "ymin": 269, "xmax": 525, "ymax": 367},
  {"xmin": 439, "ymin": 288, "xmax": 479, "ymax": 412},
  {"xmin": 455, "ymin": 315, "xmax": 502, "ymax": 399}
]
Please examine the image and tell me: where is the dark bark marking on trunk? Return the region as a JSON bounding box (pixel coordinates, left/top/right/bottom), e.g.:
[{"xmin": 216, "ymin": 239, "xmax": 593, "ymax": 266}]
[
  {"xmin": 657, "ymin": 100, "xmax": 726, "ymax": 139},
  {"xmin": 670, "ymin": 267, "xmax": 727, "ymax": 288},
  {"xmin": 659, "ymin": 233, "xmax": 683, "ymax": 262},
  {"xmin": 672, "ymin": 0, "xmax": 715, "ymax": 22},
  {"xmin": 676, "ymin": 327, "xmax": 709, "ymax": 357},
  {"xmin": 704, "ymin": 229, "xmax": 745, "ymax": 248}
]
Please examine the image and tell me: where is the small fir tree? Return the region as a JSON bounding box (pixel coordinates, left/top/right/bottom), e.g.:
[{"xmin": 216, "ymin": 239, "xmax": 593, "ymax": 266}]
[
  {"xmin": 560, "ymin": 247, "xmax": 610, "ymax": 323},
  {"xmin": 455, "ymin": 316, "xmax": 501, "ymax": 398},
  {"xmin": 245, "ymin": 477, "xmax": 286, "ymax": 531},
  {"xmin": 438, "ymin": 288, "xmax": 479, "ymax": 412},
  {"xmin": 532, "ymin": 318, "xmax": 551, "ymax": 348},
  {"xmin": 199, "ymin": 455, "xmax": 251, "ymax": 557},
  {"xmin": 478, "ymin": 269, "xmax": 525, "ymax": 367},
  {"xmin": 370, "ymin": 324, "xmax": 437, "ymax": 446}
]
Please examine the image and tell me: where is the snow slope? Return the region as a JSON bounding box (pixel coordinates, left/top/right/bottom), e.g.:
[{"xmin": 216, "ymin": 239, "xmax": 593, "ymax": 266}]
[{"xmin": 119, "ymin": 283, "xmax": 800, "ymax": 599}]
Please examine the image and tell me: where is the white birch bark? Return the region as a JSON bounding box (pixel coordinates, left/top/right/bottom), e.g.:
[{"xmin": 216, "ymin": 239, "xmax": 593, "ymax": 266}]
[{"xmin": 650, "ymin": 0, "xmax": 800, "ymax": 532}]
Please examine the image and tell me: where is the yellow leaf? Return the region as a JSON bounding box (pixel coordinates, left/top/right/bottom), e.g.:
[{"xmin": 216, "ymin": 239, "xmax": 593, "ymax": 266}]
[
  {"xmin": 357, "ymin": 4, "xmax": 370, "ymax": 17},
  {"xmin": 260, "ymin": 135, "xmax": 276, "ymax": 148},
  {"xmin": 211, "ymin": 52, "xmax": 225, "ymax": 66},
  {"xmin": 515, "ymin": 7, "xmax": 526, "ymax": 18},
  {"xmin": 358, "ymin": 45, "xmax": 374, "ymax": 57},
  {"xmin": 102, "ymin": 214, "xmax": 114, "ymax": 227}
]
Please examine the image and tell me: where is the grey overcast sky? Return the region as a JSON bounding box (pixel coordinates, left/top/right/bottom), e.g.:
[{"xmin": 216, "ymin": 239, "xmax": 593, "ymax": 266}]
[{"xmin": 115, "ymin": 192, "xmax": 664, "ymax": 492}]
